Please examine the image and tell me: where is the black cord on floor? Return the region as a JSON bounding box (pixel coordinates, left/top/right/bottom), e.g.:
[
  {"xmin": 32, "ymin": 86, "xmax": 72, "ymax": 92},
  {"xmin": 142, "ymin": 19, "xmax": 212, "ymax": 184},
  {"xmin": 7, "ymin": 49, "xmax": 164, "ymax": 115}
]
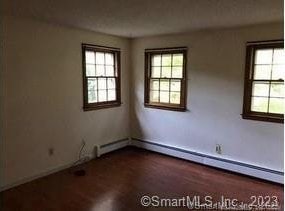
[{"xmin": 69, "ymin": 140, "xmax": 90, "ymax": 176}]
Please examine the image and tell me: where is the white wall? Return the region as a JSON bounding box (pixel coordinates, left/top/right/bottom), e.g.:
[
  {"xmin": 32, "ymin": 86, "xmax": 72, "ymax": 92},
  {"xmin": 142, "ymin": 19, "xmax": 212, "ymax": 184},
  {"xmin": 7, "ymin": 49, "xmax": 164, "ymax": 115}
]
[
  {"xmin": 1, "ymin": 16, "xmax": 131, "ymax": 188},
  {"xmin": 130, "ymin": 23, "xmax": 284, "ymax": 172}
]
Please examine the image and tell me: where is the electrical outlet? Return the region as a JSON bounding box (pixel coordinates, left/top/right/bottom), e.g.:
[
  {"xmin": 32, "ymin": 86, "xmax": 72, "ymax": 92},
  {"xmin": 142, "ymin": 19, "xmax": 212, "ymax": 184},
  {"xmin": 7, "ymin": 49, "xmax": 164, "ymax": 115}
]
[
  {"xmin": 48, "ymin": 148, "xmax": 54, "ymax": 156},
  {"xmin": 216, "ymin": 144, "xmax": 222, "ymax": 154}
]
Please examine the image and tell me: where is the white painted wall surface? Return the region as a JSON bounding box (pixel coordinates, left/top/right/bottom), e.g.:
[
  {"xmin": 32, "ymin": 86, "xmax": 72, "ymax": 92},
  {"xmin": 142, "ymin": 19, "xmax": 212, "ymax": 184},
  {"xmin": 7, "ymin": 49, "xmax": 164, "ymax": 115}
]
[
  {"xmin": 130, "ymin": 23, "xmax": 284, "ymax": 172},
  {"xmin": 1, "ymin": 16, "xmax": 131, "ymax": 188}
]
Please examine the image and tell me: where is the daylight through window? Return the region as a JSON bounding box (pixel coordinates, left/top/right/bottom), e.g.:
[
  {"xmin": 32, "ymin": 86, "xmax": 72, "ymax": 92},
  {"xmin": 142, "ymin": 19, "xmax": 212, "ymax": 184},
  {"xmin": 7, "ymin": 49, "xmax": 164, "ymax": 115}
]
[{"xmin": 82, "ymin": 44, "xmax": 121, "ymax": 110}]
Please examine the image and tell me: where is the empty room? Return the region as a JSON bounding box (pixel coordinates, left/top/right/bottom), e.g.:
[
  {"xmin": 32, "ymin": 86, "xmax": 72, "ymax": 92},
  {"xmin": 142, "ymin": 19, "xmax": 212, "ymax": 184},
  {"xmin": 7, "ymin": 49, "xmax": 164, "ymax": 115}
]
[{"xmin": 0, "ymin": 0, "xmax": 284, "ymax": 210}]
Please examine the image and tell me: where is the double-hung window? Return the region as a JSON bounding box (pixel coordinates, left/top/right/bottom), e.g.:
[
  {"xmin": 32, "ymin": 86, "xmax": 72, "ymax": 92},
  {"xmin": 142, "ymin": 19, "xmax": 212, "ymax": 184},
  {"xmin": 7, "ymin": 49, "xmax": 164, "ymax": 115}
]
[
  {"xmin": 242, "ymin": 40, "xmax": 284, "ymax": 123},
  {"xmin": 144, "ymin": 47, "xmax": 187, "ymax": 111},
  {"xmin": 82, "ymin": 44, "xmax": 121, "ymax": 111}
]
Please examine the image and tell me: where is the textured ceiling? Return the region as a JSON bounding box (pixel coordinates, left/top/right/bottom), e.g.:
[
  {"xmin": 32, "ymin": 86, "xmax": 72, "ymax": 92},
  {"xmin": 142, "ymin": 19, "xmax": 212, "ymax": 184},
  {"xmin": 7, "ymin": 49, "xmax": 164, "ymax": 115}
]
[{"xmin": 2, "ymin": 0, "xmax": 284, "ymax": 38}]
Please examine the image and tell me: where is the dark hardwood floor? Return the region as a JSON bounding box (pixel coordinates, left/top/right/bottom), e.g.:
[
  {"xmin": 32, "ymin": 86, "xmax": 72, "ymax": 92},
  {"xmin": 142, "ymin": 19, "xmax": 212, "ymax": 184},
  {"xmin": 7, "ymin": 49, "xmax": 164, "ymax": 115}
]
[{"xmin": 0, "ymin": 147, "xmax": 283, "ymax": 211}]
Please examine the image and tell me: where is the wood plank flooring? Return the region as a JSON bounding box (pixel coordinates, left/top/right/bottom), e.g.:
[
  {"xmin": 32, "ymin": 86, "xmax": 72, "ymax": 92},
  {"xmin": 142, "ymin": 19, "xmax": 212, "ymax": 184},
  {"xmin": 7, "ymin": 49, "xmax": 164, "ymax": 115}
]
[{"xmin": 0, "ymin": 147, "xmax": 283, "ymax": 210}]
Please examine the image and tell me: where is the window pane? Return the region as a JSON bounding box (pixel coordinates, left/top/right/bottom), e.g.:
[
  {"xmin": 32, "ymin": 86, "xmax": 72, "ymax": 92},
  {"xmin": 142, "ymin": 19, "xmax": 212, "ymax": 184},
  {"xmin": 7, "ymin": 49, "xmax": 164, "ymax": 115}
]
[
  {"xmin": 150, "ymin": 90, "xmax": 159, "ymax": 102},
  {"xmin": 170, "ymin": 80, "xmax": 181, "ymax": 92},
  {"xmin": 98, "ymin": 90, "xmax": 107, "ymax": 102},
  {"xmin": 160, "ymin": 91, "xmax": 169, "ymax": 103},
  {"xmin": 161, "ymin": 67, "xmax": 171, "ymax": 78},
  {"xmin": 108, "ymin": 89, "xmax": 116, "ymax": 101},
  {"xmin": 251, "ymin": 97, "xmax": 268, "ymax": 112},
  {"xmin": 273, "ymin": 49, "xmax": 285, "ymax": 64},
  {"xmin": 170, "ymin": 92, "xmax": 180, "ymax": 104},
  {"xmin": 272, "ymin": 65, "xmax": 284, "ymax": 80},
  {"xmin": 107, "ymin": 78, "xmax": 116, "ymax": 89},
  {"xmin": 254, "ymin": 65, "xmax": 271, "ymax": 80},
  {"xmin": 252, "ymin": 82, "xmax": 269, "ymax": 97},
  {"xmin": 105, "ymin": 53, "xmax": 114, "ymax": 65},
  {"xmin": 88, "ymin": 90, "xmax": 97, "ymax": 103},
  {"xmin": 151, "ymin": 67, "xmax": 161, "ymax": 78},
  {"xmin": 87, "ymin": 78, "xmax": 97, "ymax": 91},
  {"xmin": 96, "ymin": 52, "xmax": 105, "ymax": 64},
  {"xmin": 152, "ymin": 55, "xmax": 161, "ymax": 66},
  {"xmin": 106, "ymin": 65, "xmax": 114, "ymax": 76},
  {"xmin": 172, "ymin": 54, "xmax": 183, "ymax": 66},
  {"xmin": 86, "ymin": 51, "xmax": 95, "ymax": 64},
  {"xmin": 255, "ymin": 49, "xmax": 273, "ymax": 64},
  {"xmin": 160, "ymin": 80, "xmax": 169, "ymax": 91},
  {"xmin": 98, "ymin": 78, "xmax": 107, "ymax": 89},
  {"xmin": 162, "ymin": 54, "xmax": 171, "ymax": 66},
  {"xmin": 86, "ymin": 64, "xmax": 96, "ymax": 76},
  {"xmin": 172, "ymin": 66, "xmax": 183, "ymax": 78},
  {"xmin": 270, "ymin": 83, "xmax": 284, "ymax": 98},
  {"xmin": 96, "ymin": 65, "xmax": 105, "ymax": 76},
  {"xmin": 146, "ymin": 50, "xmax": 186, "ymax": 109},
  {"xmin": 269, "ymin": 98, "xmax": 284, "ymax": 114},
  {"xmin": 150, "ymin": 79, "xmax": 159, "ymax": 90}
]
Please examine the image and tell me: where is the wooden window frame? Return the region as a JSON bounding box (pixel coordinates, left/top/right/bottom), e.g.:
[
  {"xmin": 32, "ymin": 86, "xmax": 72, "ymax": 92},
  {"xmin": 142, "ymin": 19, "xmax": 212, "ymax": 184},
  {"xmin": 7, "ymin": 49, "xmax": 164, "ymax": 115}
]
[
  {"xmin": 242, "ymin": 40, "xmax": 284, "ymax": 123},
  {"xmin": 144, "ymin": 47, "xmax": 187, "ymax": 111},
  {"xmin": 82, "ymin": 43, "xmax": 121, "ymax": 111}
]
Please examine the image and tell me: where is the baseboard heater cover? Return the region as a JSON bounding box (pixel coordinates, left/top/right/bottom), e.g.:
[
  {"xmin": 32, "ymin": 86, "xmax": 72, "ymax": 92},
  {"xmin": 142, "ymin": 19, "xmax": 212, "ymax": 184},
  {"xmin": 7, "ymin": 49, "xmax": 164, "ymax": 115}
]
[
  {"xmin": 97, "ymin": 138, "xmax": 130, "ymax": 157},
  {"xmin": 130, "ymin": 138, "xmax": 284, "ymax": 184}
]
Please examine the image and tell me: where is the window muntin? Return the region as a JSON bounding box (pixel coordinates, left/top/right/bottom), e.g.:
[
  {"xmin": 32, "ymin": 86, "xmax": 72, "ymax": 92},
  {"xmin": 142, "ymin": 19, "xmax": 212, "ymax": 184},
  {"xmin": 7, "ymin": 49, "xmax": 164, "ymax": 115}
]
[
  {"xmin": 145, "ymin": 48, "xmax": 187, "ymax": 111},
  {"xmin": 82, "ymin": 44, "xmax": 121, "ymax": 110},
  {"xmin": 242, "ymin": 40, "xmax": 284, "ymax": 123}
]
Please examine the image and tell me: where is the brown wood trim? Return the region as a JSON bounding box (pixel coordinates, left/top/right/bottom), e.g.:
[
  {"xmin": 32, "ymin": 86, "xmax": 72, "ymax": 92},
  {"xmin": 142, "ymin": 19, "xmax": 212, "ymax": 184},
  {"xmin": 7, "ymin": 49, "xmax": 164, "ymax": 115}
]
[
  {"xmin": 242, "ymin": 45, "xmax": 253, "ymax": 117},
  {"xmin": 84, "ymin": 102, "xmax": 121, "ymax": 111},
  {"xmin": 242, "ymin": 113, "xmax": 283, "ymax": 123},
  {"xmin": 242, "ymin": 40, "xmax": 284, "ymax": 123},
  {"xmin": 144, "ymin": 51, "xmax": 150, "ymax": 106},
  {"xmin": 181, "ymin": 49, "xmax": 187, "ymax": 109},
  {"xmin": 82, "ymin": 43, "xmax": 121, "ymax": 111},
  {"xmin": 145, "ymin": 46, "xmax": 187, "ymax": 53},
  {"xmin": 246, "ymin": 39, "xmax": 284, "ymax": 45},
  {"xmin": 144, "ymin": 47, "xmax": 188, "ymax": 111},
  {"xmin": 82, "ymin": 43, "xmax": 120, "ymax": 51},
  {"xmin": 144, "ymin": 103, "xmax": 186, "ymax": 112},
  {"xmin": 115, "ymin": 51, "xmax": 122, "ymax": 105}
]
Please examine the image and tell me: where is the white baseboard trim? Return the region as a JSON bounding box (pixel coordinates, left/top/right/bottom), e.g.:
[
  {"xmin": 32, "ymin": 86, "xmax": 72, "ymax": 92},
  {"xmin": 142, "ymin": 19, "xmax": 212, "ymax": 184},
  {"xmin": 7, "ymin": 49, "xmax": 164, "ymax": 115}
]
[
  {"xmin": 0, "ymin": 138, "xmax": 130, "ymax": 192},
  {"xmin": 131, "ymin": 138, "xmax": 284, "ymax": 184}
]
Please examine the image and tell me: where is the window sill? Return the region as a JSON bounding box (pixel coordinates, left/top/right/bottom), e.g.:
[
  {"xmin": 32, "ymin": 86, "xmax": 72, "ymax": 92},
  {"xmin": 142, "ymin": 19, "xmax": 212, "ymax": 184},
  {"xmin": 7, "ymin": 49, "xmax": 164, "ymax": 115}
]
[
  {"xmin": 144, "ymin": 103, "xmax": 186, "ymax": 112},
  {"xmin": 242, "ymin": 113, "xmax": 283, "ymax": 123},
  {"xmin": 83, "ymin": 102, "xmax": 121, "ymax": 111}
]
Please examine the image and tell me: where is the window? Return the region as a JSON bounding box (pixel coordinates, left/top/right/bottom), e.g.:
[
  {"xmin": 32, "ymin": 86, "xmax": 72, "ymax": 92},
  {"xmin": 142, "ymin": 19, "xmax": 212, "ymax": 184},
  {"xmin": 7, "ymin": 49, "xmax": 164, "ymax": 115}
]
[
  {"xmin": 82, "ymin": 44, "xmax": 121, "ymax": 111},
  {"xmin": 242, "ymin": 40, "xmax": 284, "ymax": 123},
  {"xmin": 144, "ymin": 47, "xmax": 187, "ymax": 111}
]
